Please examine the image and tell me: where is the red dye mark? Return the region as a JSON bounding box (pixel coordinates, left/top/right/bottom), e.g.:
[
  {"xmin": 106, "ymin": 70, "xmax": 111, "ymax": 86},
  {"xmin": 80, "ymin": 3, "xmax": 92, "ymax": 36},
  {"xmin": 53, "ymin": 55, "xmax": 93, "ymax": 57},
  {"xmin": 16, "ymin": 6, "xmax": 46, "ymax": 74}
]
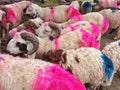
[
  {"xmin": 32, "ymin": 65, "xmax": 86, "ymax": 90},
  {"xmin": 66, "ymin": 6, "xmax": 81, "ymax": 18}
]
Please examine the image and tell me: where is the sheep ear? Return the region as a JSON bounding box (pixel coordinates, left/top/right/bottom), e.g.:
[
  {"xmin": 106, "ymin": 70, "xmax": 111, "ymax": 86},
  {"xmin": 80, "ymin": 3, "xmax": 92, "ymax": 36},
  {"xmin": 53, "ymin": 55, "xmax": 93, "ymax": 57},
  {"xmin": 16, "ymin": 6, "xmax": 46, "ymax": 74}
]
[{"xmin": 49, "ymin": 22, "xmax": 61, "ymax": 38}]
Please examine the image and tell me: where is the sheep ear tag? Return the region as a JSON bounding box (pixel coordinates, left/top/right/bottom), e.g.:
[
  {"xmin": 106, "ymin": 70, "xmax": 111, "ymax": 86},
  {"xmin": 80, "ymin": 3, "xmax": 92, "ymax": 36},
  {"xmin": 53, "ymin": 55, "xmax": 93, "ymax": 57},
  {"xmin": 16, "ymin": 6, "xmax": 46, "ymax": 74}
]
[
  {"xmin": 81, "ymin": 1, "xmax": 92, "ymax": 14},
  {"xmin": 112, "ymin": 9, "xmax": 117, "ymax": 13}
]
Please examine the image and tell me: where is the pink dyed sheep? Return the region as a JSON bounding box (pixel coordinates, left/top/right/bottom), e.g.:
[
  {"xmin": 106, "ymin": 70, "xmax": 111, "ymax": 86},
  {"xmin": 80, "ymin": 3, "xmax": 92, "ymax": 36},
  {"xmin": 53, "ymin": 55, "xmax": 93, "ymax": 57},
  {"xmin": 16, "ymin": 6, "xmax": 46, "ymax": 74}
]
[
  {"xmin": 0, "ymin": 1, "xmax": 31, "ymax": 30},
  {"xmin": 6, "ymin": 29, "xmax": 99, "ymax": 58},
  {"xmin": 25, "ymin": 2, "xmax": 81, "ymax": 23},
  {"xmin": 61, "ymin": 12, "xmax": 109, "ymax": 35},
  {"xmin": 35, "ymin": 21, "xmax": 101, "ymax": 43},
  {"xmin": 0, "ymin": 53, "xmax": 86, "ymax": 90}
]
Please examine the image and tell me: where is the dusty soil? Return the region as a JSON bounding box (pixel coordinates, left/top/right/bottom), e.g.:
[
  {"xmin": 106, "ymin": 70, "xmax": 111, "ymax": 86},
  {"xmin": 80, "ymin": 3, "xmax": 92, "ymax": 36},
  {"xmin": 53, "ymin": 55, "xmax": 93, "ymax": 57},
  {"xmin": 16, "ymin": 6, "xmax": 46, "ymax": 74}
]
[{"xmin": 100, "ymin": 31, "xmax": 120, "ymax": 90}]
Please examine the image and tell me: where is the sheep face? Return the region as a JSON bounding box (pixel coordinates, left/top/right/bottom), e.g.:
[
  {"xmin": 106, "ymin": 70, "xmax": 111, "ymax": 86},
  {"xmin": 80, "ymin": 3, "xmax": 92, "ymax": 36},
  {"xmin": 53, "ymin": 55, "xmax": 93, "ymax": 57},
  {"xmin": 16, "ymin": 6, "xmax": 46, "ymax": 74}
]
[
  {"xmin": 26, "ymin": 3, "xmax": 38, "ymax": 18},
  {"xmin": 36, "ymin": 22, "xmax": 61, "ymax": 38},
  {"xmin": 6, "ymin": 33, "xmax": 28, "ymax": 55}
]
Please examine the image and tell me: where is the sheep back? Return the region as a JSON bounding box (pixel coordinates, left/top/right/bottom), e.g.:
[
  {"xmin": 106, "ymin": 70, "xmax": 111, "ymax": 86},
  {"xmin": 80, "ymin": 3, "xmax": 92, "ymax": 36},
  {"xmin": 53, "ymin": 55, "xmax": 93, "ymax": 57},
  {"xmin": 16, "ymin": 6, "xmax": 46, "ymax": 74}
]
[{"xmin": 0, "ymin": 54, "xmax": 86, "ymax": 90}]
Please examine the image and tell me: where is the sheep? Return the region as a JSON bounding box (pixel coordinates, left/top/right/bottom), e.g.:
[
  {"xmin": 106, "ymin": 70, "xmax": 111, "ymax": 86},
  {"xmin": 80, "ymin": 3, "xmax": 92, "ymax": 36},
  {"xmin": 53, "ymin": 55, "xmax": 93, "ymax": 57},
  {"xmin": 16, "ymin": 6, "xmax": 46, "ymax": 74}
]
[
  {"xmin": 40, "ymin": 42, "xmax": 117, "ymax": 89},
  {"xmin": 61, "ymin": 12, "xmax": 109, "ymax": 35},
  {"xmin": 93, "ymin": 0, "xmax": 120, "ymax": 10},
  {"xmin": 0, "ymin": 53, "xmax": 86, "ymax": 90},
  {"xmin": 78, "ymin": 0, "xmax": 120, "ymax": 11},
  {"xmin": 8, "ymin": 17, "xmax": 44, "ymax": 37},
  {"xmin": 0, "ymin": 1, "xmax": 31, "ymax": 29},
  {"xmin": 35, "ymin": 20, "xmax": 101, "ymax": 43},
  {"xmin": 0, "ymin": 1, "xmax": 31, "ymax": 43},
  {"xmin": 6, "ymin": 27, "xmax": 99, "ymax": 58},
  {"xmin": 99, "ymin": 9, "xmax": 120, "ymax": 40},
  {"xmin": 25, "ymin": 2, "xmax": 81, "ymax": 23}
]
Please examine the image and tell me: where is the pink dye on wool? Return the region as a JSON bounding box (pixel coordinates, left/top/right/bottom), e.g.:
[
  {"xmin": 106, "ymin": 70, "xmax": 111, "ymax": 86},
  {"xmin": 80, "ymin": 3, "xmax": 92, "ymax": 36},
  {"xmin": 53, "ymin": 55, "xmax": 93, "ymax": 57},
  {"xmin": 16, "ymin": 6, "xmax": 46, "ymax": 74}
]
[
  {"xmin": 28, "ymin": 2, "xmax": 33, "ymax": 10},
  {"xmin": 32, "ymin": 65, "xmax": 86, "ymax": 90},
  {"xmin": 66, "ymin": 6, "xmax": 81, "ymax": 18},
  {"xmin": 90, "ymin": 22, "xmax": 101, "ymax": 39},
  {"xmin": 2, "ymin": 8, "xmax": 17, "ymax": 27},
  {"xmin": 70, "ymin": 15, "xmax": 83, "ymax": 23},
  {"xmin": 64, "ymin": 23, "xmax": 80, "ymax": 31},
  {"xmin": 80, "ymin": 29, "xmax": 99, "ymax": 49},
  {"xmin": 54, "ymin": 38, "xmax": 59, "ymax": 50},
  {"xmin": 44, "ymin": 22, "xmax": 49, "ymax": 27},
  {"xmin": 49, "ymin": 7, "xmax": 55, "ymax": 21},
  {"xmin": 101, "ymin": 17, "xmax": 109, "ymax": 34},
  {"xmin": 9, "ymin": 28, "xmax": 18, "ymax": 36},
  {"xmin": 26, "ymin": 29, "xmax": 34, "ymax": 34},
  {"xmin": 114, "ymin": 0, "xmax": 120, "ymax": 9},
  {"xmin": 104, "ymin": 0, "xmax": 109, "ymax": 7}
]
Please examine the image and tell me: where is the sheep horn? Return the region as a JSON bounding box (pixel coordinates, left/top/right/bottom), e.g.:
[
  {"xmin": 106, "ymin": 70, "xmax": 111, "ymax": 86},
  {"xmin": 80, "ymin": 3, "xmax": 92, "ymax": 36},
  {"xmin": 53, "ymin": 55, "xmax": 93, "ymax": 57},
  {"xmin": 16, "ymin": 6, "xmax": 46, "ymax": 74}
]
[
  {"xmin": 20, "ymin": 32, "xmax": 39, "ymax": 55},
  {"xmin": 49, "ymin": 22, "xmax": 61, "ymax": 38}
]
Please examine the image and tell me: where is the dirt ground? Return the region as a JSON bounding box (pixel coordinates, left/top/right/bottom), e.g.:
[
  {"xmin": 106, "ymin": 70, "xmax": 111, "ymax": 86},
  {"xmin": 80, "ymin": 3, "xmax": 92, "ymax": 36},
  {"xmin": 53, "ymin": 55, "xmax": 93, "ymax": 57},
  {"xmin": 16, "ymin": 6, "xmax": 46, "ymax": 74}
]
[{"xmin": 100, "ymin": 31, "xmax": 120, "ymax": 90}]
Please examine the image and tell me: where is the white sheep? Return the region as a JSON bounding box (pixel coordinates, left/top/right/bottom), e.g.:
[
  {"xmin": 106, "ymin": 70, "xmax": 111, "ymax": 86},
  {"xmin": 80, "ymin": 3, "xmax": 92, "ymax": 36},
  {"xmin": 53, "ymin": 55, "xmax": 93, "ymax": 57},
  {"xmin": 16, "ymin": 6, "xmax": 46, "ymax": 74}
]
[
  {"xmin": 40, "ymin": 40, "xmax": 120, "ymax": 89},
  {"xmin": 35, "ymin": 20, "xmax": 101, "ymax": 42},
  {"xmin": 99, "ymin": 9, "xmax": 120, "ymax": 40},
  {"xmin": 0, "ymin": 53, "xmax": 86, "ymax": 90},
  {"xmin": 60, "ymin": 12, "xmax": 109, "ymax": 35},
  {"xmin": 25, "ymin": 2, "xmax": 81, "ymax": 23},
  {"xmin": 6, "ymin": 28, "xmax": 99, "ymax": 58}
]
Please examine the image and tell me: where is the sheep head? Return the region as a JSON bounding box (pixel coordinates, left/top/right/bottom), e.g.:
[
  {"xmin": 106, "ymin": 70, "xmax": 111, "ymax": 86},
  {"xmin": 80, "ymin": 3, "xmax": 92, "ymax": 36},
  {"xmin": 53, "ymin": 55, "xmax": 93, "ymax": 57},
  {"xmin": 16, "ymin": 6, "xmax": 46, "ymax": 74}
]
[
  {"xmin": 36, "ymin": 22, "xmax": 61, "ymax": 39},
  {"xmin": 6, "ymin": 31, "xmax": 39, "ymax": 55},
  {"xmin": 25, "ymin": 3, "xmax": 38, "ymax": 18},
  {"xmin": 41, "ymin": 49, "xmax": 67, "ymax": 64}
]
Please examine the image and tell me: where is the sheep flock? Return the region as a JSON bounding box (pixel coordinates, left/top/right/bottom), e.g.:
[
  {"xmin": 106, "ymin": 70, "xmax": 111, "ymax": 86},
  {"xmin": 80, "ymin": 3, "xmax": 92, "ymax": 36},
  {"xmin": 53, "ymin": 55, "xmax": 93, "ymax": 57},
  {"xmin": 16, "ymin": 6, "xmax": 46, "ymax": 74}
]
[{"xmin": 0, "ymin": 0, "xmax": 120, "ymax": 90}]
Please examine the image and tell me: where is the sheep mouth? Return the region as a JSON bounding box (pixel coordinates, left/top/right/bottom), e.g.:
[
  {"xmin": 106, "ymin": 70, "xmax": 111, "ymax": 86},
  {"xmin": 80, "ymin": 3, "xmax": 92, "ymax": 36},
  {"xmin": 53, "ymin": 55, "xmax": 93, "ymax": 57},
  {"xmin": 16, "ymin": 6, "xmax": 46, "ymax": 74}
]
[{"xmin": 5, "ymin": 50, "xmax": 27, "ymax": 57}]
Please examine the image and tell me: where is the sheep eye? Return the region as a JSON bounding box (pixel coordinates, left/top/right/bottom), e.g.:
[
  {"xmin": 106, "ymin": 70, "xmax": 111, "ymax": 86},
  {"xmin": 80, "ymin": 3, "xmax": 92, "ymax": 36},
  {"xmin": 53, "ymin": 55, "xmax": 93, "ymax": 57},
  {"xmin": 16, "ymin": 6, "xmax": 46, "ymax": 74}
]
[{"xmin": 16, "ymin": 42, "xmax": 21, "ymax": 47}]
